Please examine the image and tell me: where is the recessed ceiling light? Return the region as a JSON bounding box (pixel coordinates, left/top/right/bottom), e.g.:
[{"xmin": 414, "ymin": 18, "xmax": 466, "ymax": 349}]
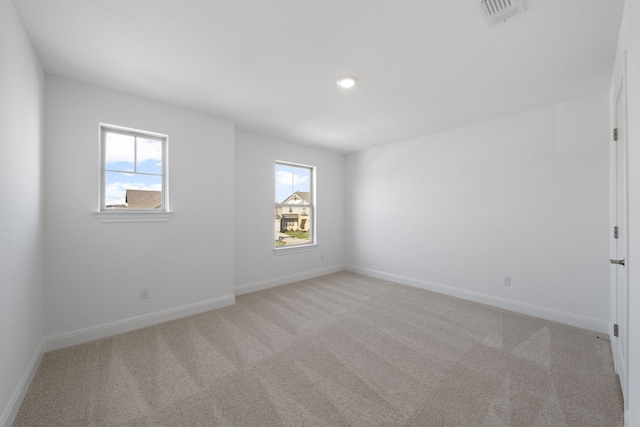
[{"xmin": 337, "ymin": 76, "xmax": 357, "ymax": 89}]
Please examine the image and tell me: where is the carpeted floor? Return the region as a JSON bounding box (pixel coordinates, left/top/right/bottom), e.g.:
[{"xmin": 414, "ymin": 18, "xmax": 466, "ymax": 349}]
[{"xmin": 14, "ymin": 271, "xmax": 623, "ymax": 426}]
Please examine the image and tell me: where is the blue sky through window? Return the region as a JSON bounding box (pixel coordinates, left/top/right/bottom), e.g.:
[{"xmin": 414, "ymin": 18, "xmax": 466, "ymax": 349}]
[
  {"xmin": 104, "ymin": 131, "xmax": 163, "ymax": 206},
  {"xmin": 275, "ymin": 163, "xmax": 311, "ymax": 204}
]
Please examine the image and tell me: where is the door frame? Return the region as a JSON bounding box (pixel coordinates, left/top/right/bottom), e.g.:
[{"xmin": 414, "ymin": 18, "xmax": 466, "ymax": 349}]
[{"xmin": 610, "ymin": 50, "xmax": 629, "ymax": 408}]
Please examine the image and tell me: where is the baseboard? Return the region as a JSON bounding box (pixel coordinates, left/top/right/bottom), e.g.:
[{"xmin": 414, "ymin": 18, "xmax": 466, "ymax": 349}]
[
  {"xmin": 347, "ymin": 265, "xmax": 609, "ymax": 334},
  {"xmin": 626, "ymin": 411, "xmax": 633, "ymax": 427},
  {"xmin": 44, "ymin": 294, "xmax": 236, "ymax": 352},
  {"xmin": 234, "ymin": 264, "xmax": 346, "ymax": 296},
  {"xmin": 1, "ymin": 339, "xmax": 45, "ymax": 427}
]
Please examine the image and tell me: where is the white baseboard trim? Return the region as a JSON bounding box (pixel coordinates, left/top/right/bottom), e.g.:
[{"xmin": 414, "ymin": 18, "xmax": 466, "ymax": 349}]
[
  {"xmin": 347, "ymin": 265, "xmax": 608, "ymax": 334},
  {"xmin": 626, "ymin": 411, "xmax": 633, "ymax": 427},
  {"xmin": 44, "ymin": 294, "xmax": 236, "ymax": 352},
  {"xmin": 1, "ymin": 339, "xmax": 45, "ymax": 427},
  {"xmin": 234, "ymin": 264, "xmax": 346, "ymax": 296}
]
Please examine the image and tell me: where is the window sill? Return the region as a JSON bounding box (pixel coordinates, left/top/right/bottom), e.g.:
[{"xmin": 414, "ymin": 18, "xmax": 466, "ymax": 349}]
[
  {"xmin": 93, "ymin": 211, "xmax": 173, "ymax": 223},
  {"xmin": 273, "ymin": 244, "xmax": 318, "ymax": 256}
]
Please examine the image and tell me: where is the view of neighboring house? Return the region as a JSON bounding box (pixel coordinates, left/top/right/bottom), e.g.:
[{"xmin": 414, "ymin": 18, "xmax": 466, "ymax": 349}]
[
  {"xmin": 125, "ymin": 189, "xmax": 162, "ymax": 209},
  {"xmin": 275, "ymin": 191, "xmax": 310, "ymax": 233}
]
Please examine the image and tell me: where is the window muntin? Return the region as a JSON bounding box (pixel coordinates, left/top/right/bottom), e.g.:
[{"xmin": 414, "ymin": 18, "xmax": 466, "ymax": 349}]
[
  {"xmin": 275, "ymin": 162, "xmax": 315, "ymax": 248},
  {"xmin": 100, "ymin": 125, "xmax": 167, "ymax": 211}
]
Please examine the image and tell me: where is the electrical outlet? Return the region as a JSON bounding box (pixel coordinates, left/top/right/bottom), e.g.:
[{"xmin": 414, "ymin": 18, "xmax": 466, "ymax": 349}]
[
  {"xmin": 141, "ymin": 288, "xmax": 150, "ymax": 299},
  {"xmin": 503, "ymin": 276, "xmax": 511, "ymax": 286}
]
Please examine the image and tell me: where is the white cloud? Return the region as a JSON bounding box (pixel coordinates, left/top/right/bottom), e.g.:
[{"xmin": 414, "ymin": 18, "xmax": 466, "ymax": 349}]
[
  {"xmin": 275, "ymin": 169, "xmax": 310, "ymax": 203},
  {"xmin": 275, "ymin": 170, "xmax": 309, "ymax": 187},
  {"xmin": 136, "ymin": 138, "xmax": 162, "ymax": 163},
  {"xmin": 105, "ymin": 133, "xmax": 162, "ymax": 165}
]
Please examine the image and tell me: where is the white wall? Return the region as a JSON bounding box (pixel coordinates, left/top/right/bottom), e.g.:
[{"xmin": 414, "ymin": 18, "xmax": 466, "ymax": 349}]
[
  {"xmin": 234, "ymin": 131, "xmax": 345, "ymax": 294},
  {"xmin": 346, "ymin": 94, "xmax": 610, "ymax": 332},
  {"xmin": 43, "ymin": 76, "xmax": 235, "ymax": 348},
  {"xmin": 612, "ymin": 1, "xmax": 640, "ymax": 425},
  {"xmin": 0, "ymin": 0, "xmax": 44, "ymax": 424}
]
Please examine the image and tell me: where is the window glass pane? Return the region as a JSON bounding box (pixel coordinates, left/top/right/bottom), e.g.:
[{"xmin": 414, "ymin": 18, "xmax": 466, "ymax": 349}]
[
  {"xmin": 105, "ymin": 132, "xmax": 134, "ymax": 172},
  {"xmin": 275, "ymin": 163, "xmax": 293, "ymax": 204},
  {"xmin": 275, "ymin": 207, "xmax": 313, "ymax": 247},
  {"xmin": 104, "ymin": 171, "xmax": 162, "ymax": 209},
  {"xmin": 275, "ymin": 161, "xmax": 313, "ymax": 248},
  {"xmin": 101, "ymin": 126, "xmax": 167, "ymax": 212},
  {"xmin": 276, "ymin": 163, "xmax": 311, "ymax": 205},
  {"xmin": 275, "ymin": 163, "xmax": 311, "ymax": 204},
  {"xmin": 136, "ymin": 137, "xmax": 163, "ymax": 175}
]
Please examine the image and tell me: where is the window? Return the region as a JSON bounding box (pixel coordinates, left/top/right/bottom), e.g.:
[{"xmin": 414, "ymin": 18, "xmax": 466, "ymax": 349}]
[
  {"xmin": 99, "ymin": 124, "xmax": 168, "ymax": 214},
  {"xmin": 275, "ymin": 161, "xmax": 315, "ymax": 249}
]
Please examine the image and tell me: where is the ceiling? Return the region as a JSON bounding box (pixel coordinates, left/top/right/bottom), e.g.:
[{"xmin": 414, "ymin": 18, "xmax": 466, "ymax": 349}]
[{"xmin": 12, "ymin": 0, "xmax": 624, "ymax": 153}]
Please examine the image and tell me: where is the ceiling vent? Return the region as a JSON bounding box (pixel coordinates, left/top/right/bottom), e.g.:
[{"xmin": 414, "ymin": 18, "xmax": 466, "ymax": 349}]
[{"xmin": 476, "ymin": 0, "xmax": 525, "ymax": 26}]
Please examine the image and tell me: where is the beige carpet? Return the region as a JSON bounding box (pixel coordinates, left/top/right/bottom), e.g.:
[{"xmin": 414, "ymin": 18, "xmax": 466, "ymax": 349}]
[{"xmin": 14, "ymin": 272, "xmax": 623, "ymax": 426}]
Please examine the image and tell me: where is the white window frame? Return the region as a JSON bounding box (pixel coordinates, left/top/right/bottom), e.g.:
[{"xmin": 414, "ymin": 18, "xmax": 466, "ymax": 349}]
[
  {"xmin": 274, "ymin": 161, "xmax": 317, "ymax": 255},
  {"xmin": 94, "ymin": 123, "xmax": 172, "ymax": 223}
]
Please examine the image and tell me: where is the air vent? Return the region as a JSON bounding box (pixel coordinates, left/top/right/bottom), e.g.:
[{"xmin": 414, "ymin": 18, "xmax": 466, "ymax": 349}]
[{"xmin": 476, "ymin": 0, "xmax": 524, "ymax": 25}]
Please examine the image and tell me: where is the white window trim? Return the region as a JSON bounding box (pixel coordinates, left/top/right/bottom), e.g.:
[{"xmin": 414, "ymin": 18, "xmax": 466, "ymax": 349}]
[
  {"xmin": 94, "ymin": 211, "xmax": 173, "ymax": 223},
  {"xmin": 95, "ymin": 123, "xmax": 172, "ymax": 223},
  {"xmin": 273, "ymin": 243, "xmax": 318, "ymax": 256},
  {"xmin": 274, "ymin": 160, "xmax": 317, "ymax": 253}
]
